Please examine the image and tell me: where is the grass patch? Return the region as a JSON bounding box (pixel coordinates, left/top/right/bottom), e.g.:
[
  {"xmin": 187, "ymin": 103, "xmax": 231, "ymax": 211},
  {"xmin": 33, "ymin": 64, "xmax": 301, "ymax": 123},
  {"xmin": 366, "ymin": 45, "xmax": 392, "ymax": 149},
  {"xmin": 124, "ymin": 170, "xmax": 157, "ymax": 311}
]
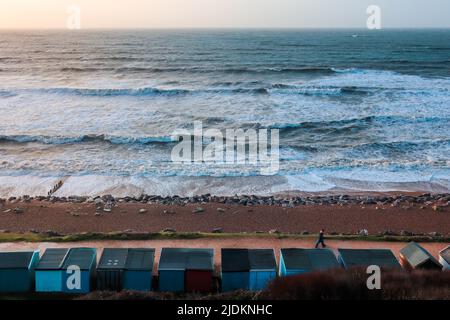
[{"xmin": 0, "ymin": 231, "xmax": 448, "ymax": 243}]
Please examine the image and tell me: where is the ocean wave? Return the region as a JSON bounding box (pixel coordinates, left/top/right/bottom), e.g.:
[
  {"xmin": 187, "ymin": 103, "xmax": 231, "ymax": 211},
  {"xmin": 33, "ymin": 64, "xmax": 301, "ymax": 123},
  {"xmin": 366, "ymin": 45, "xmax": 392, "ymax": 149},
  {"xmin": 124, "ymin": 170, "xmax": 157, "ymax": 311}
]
[
  {"xmin": 0, "ymin": 86, "xmax": 276, "ymax": 97},
  {"xmin": 269, "ymin": 115, "xmax": 450, "ymax": 131},
  {"xmin": 59, "ymin": 87, "xmax": 270, "ymax": 96},
  {"xmin": 58, "ymin": 65, "xmax": 343, "ymax": 76},
  {"xmin": 348, "ymin": 139, "xmax": 450, "ymax": 152},
  {"xmin": 2, "ymin": 70, "xmax": 449, "ymax": 101},
  {"xmin": 0, "ymin": 134, "xmax": 176, "ymax": 145},
  {"xmin": 1, "ymin": 84, "xmax": 375, "ymax": 98},
  {"xmin": 54, "ymin": 66, "xmax": 450, "ymax": 87},
  {"xmin": 3, "ymin": 115, "xmax": 446, "ymax": 147},
  {"xmin": 0, "ymin": 90, "xmax": 17, "ymax": 98},
  {"xmin": 275, "ymin": 85, "xmax": 371, "ymax": 96},
  {"xmin": 222, "ymin": 66, "xmax": 339, "ymax": 75},
  {"xmin": 60, "ymin": 67, "xmax": 116, "ymax": 73},
  {"xmin": 45, "ymin": 87, "xmax": 190, "ymax": 97}
]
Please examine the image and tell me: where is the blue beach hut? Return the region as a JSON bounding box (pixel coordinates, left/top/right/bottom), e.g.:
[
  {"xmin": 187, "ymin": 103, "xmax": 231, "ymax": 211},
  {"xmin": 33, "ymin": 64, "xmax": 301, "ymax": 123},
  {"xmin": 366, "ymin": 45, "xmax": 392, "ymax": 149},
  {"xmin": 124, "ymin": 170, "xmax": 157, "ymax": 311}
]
[
  {"xmin": 221, "ymin": 249, "xmax": 250, "ymax": 292},
  {"xmin": 124, "ymin": 249, "xmax": 155, "ymax": 291},
  {"xmin": 279, "ymin": 249, "xmax": 340, "ymax": 276},
  {"xmin": 221, "ymin": 249, "xmax": 277, "ymax": 292},
  {"xmin": 62, "ymin": 248, "xmax": 97, "ymax": 293},
  {"xmin": 0, "ymin": 251, "xmax": 40, "ymax": 293},
  {"xmin": 248, "ymin": 249, "xmax": 277, "ymax": 291},
  {"xmin": 158, "ymin": 248, "xmax": 214, "ymax": 293},
  {"xmin": 35, "ymin": 248, "xmax": 97, "ymax": 293},
  {"xmin": 97, "ymin": 248, "xmax": 155, "ymax": 291}
]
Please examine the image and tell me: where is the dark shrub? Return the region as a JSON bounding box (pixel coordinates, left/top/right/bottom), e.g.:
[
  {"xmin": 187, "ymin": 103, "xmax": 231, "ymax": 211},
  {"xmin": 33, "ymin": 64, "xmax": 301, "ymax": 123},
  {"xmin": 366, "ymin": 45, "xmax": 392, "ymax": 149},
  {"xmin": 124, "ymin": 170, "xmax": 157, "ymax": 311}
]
[{"xmin": 263, "ymin": 269, "xmax": 450, "ymax": 300}]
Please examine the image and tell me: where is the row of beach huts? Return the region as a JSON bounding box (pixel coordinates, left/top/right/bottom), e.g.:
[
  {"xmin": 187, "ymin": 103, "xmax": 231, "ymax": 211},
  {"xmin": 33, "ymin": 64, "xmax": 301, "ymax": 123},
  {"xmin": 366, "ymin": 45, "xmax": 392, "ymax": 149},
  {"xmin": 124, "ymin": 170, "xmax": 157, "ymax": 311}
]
[{"xmin": 0, "ymin": 242, "xmax": 448, "ymax": 294}]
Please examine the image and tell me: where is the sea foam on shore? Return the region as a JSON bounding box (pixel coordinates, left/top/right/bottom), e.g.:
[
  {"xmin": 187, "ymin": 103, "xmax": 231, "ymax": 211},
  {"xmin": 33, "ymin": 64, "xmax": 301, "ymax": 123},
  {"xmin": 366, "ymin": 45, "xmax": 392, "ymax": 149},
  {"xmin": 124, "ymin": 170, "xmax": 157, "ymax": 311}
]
[{"xmin": 0, "ymin": 171, "xmax": 449, "ymax": 198}]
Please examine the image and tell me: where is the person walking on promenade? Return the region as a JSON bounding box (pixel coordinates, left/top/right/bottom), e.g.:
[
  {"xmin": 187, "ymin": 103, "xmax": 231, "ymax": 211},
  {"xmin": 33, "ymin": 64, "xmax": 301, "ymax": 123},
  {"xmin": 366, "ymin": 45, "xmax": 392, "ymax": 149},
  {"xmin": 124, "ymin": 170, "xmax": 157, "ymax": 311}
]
[{"xmin": 315, "ymin": 229, "xmax": 326, "ymax": 248}]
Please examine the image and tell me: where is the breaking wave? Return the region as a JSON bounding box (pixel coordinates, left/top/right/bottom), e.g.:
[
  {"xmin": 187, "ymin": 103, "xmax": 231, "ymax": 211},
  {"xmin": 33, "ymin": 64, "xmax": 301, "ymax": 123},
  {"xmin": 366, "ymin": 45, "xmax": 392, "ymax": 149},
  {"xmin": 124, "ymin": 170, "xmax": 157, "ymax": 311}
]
[{"xmin": 0, "ymin": 134, "xmax": 176, "ymax": 145}]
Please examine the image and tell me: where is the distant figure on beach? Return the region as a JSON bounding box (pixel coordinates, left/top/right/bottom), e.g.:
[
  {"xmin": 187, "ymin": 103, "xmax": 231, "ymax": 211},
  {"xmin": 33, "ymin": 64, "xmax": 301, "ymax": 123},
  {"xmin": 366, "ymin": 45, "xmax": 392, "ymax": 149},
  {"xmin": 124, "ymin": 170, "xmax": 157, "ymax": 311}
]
[{"xmin": 315, "ymin": 229, "xmax": 326, "ymax": 248}]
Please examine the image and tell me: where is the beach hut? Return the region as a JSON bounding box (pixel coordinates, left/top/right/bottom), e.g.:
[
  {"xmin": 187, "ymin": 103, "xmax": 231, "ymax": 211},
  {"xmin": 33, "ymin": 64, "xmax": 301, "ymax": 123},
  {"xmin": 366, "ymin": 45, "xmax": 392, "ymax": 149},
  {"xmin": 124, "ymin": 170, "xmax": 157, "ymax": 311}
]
[
  {"xmin": 279, "ymin": 249, "xmax": 340, "ymax": 276},
  {"xmin": 221, "ymin": 249, "xmax": 277, "ymax": 292},
  {"xmin": 35, "ymin": 248, "xmax": 96, "ymax": 293},
  {"xmin": 439, "ymin": 246, "xmax": 449, "ymax": 271},
  {"xmin": 97, "ymin": 248, "xmax": 127, "ymax": 291},
  {"xmin": 399, "ymin": 242, "xmax": 442, "ymax": 270},
  {"xmin": 338, "ymin": 249, "xmax": 401, "ymax": 270},
  {"xmin": 0, "ymin": 251, "xmax": 40, "ymax": 293},
  {"xmin": 248, "ymin": 249, "xmax": 277, "ymax": 291},
  {"xmin": 221, "ymin": 249, "xmax": 251, "ymax": 292},
  {"xmin": 124, "ymin": 249, "xmax": 155, "ymax": 291},
  {"xmin": 97, "ymin": 248, "xmax": 155, "ymax": 291},
  {"xmin": 158, "ymin": 248, "xmax": 214, "ymax": 293}
]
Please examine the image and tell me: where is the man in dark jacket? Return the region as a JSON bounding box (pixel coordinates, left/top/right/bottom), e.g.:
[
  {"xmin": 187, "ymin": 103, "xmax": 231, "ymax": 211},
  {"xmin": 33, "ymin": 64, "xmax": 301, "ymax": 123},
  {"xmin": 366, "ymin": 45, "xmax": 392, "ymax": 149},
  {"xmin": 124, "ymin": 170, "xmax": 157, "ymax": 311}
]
[{"xmin": 315, "ymin": 229, "xmax": 326, "ymax": 248}]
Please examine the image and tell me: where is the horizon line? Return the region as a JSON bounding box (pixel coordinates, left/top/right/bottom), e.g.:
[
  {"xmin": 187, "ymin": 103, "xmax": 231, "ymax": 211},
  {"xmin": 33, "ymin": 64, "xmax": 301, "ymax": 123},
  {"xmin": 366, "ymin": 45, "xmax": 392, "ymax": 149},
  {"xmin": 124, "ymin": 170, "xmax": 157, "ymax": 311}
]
[{"xmin": 1, "ymin": 26, "xmax": 450, "ymax": 31}]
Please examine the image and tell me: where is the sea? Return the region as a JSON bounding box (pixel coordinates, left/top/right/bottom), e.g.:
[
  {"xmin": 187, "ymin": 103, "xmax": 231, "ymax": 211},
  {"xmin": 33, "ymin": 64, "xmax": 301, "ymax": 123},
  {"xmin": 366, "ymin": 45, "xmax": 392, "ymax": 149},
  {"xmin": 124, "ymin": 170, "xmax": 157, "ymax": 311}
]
[{"xmin": 0, "ymin": 29, "xmax": 449, "ymax": 197}]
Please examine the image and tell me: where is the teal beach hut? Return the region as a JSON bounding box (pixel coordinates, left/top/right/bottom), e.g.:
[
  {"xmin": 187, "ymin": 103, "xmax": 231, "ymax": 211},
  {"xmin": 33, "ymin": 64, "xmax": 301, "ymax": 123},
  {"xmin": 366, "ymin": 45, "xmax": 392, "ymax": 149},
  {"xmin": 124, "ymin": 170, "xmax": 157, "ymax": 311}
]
[
  {"xmin": 97, "ymin": 248, "xmax": 155, "ymax": 291},
  {"xmin": 338, "ymin": 249, "xmax": 401, "ymax": 270},
  {"xmin": 158, "ymin": 248, "xmax": 214, "ymax": 293},
  {"xmin": 279, "ymin": 249, "xmax": 340, "ymax": 276},
  {"xmin": 35, "ymin": 248, "xmax": 97, "ymax": 293},
  {"xmin": 0, "ymin": 251, "xmax": 40, "ymax": 293},
  {"xmin": 123, "ymin": 249, "xmax": 155, "ymax": 291},
  {"xmin": 221, "ymin": 249, "xmax": 277, "ymax": 292},
  {"xmin": 248, "ymin": 249, "xmax": 277, "ymax": 291},
  {"xmin": 62, "ymin": 248, "xmax": 97, "ymax": 293},
  {"xmin": 221, "ymin": 249, "xmax": 250, "ymax": 292}
]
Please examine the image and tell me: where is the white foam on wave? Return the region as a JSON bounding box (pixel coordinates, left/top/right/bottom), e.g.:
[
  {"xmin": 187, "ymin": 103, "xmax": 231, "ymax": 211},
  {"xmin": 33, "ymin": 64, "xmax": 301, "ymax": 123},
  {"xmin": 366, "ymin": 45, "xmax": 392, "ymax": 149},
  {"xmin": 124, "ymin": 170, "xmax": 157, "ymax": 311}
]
[
  {"xmin": 315, "ymin": 69, "xmax": 450, "ymax": 91},
  {"xmin": 1, "ymin": 169, "xmax": 449, "ymax": 198},
  {"xmin": 55, "ymin": 175, "xmax": 291, "ymax": 197},
  {"xmin": 286, "ymin": 168, "xmax": 450, "ymax": 193},
  {"xmin": 285, "ymin": 174, "xmax": 336, "ymax": 192},
  {"xmin": 0, "ymin": 176, "xmax": 61, "ymax": 198}
]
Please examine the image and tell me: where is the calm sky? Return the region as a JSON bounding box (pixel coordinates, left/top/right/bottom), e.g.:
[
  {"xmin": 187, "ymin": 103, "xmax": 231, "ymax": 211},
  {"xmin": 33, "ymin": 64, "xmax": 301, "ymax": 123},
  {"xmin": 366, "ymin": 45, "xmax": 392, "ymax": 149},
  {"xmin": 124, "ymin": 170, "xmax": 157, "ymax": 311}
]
[{"xmin": 1, "ymin": 0, "xmax": 449, "ymax": 29}]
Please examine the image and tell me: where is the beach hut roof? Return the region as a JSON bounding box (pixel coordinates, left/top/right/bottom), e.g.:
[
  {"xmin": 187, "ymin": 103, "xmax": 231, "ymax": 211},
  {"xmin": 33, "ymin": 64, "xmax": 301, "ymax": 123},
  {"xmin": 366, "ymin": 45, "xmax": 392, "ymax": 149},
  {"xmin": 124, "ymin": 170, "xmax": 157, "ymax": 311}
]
[
  {"xmin": 62, "ymin": 248, "xmax": 96, "ymax": 271},
  {"xmin": 36, "ymin": 248, "xmax": 96, "ymax": 271},
  {"xmin": 221, "ymin": 249, "xmax": 276, "ymax": 272},
  {"xmin": 222, "ymin": 249, "xmax": 250, "ymax": 272},
  {"xmin": 338, "ymin": 249, "xmax": 401, "ymax": 268},
  {"xmin": 248, "ymin": 249, "xmax": 277, "ymax": 271},
  {"xmin": 281, "ymin": 249, "xmax": 339, "ymax": 271},
  {"xmin": 159, "ymin": 248, "xmax": 213, "ymax": 271},
  {"xmin": 0, "ymin": 251, "xmax": 36, "ymax": 269},
  {"xmin": 35, "ymin": 248, "xmax": 69, "ymax": 270},
  {"xmin": 186, "ymin": 250, "xmax": 213, "ymax": 270},
  {"xmin": 98, "ymin": 248, "xmax": 128, "ymax": 269},
  {"xmin": 158, "ymin": 248, "xmax": 185, "ymax": 271},
  {"xmin": 98, "ymin": 248, "xmax": 154, "ymax": 271},
  {"xmin": 125, "ymin": 249, "xmax": 155, "ymax": 271},
  {"xmin": 400, "ymin": 242, "xmax": 441, "ymax": 269},
  {"xmin": 440, "ymin": 246, "xmax": 450, "ymax": 265}
]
